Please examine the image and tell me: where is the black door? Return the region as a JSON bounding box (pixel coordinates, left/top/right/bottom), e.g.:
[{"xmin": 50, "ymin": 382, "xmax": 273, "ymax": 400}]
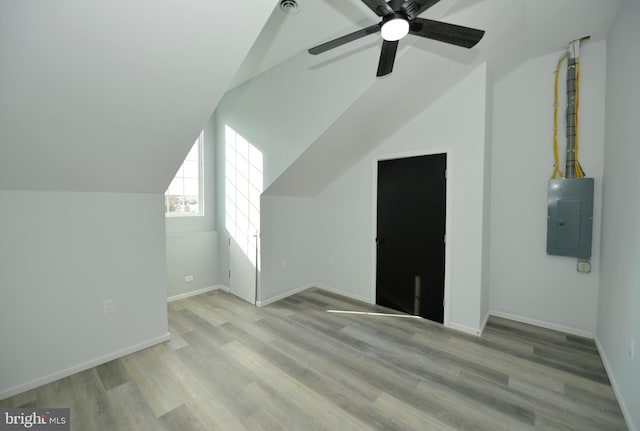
[{"xmin": 376, "ymin": 153, "xmax": 446, "ymax": 323}]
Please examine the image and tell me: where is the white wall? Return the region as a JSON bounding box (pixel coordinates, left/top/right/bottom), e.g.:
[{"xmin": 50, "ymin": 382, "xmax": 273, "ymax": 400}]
[
  {"xmin": 490, "ymin": 41, "xmax": 607, "ymax": 336},
  {"xmin": 311, "ymin": 159, "xmax": 373, "ymax": 304},
  {"xmin": 214, "ymin": 110, "xmax": 230, "ymax": 289},
  {"xmin": 260, "ymin": 64, "xmax": 490, "ymax": 334},
  {"xmin": 0, "ymin": 191, "xmax": 168, "ymax": 398},
  {"xmin": 166, "ymin": 114, "xmax": 220, "ymax": 298},
  {"xmin": 480, "ymin": 68, "xmax": 495, "ymax": 329},
  {"xmin": 259, "ymin": 196, "xmax": 317, "ymax": 304},
  {"xmin": 166, "ymin": 231, "xmax": 219, "ymax": 299},
  {"xmin": 215, "ymin": 46, "xmax": 379, "ymax": 290},
  {"xmin": 216, "ymin": 43, "xmax": 378, "ymax": 190},
  {"xmin": 598, "ymin": 0, "xmax": 640, "ymax": 428}
]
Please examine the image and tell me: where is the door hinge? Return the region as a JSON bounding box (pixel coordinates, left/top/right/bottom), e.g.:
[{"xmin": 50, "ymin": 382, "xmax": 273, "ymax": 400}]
[
  {"xmin": 228, "ymin": 237, "xmax": 231, "ymax": 246},
  {"xmin": 443, "ymin": 298, "xmax": 445, "ymax": 307},
  {"xmin": 444, "ymin": 234, "xmax": 447, "ymax": 243},
  {"xmin": 228, "ymin": 269, "xmax": 231, "ymax": 279},
  {"xmin": 444, "ymin": 169, "xmax": 447, "ymax": 179}
]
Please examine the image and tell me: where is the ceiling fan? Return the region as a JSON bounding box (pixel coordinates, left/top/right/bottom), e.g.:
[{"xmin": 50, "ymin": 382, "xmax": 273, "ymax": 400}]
[{"xmin": 308, "ymin": 0, "xmax": 485, "ymax": 77}]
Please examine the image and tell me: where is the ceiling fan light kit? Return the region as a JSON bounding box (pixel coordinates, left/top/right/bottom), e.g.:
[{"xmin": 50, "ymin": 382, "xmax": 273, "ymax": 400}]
[
  {"xmin": 308, "ymin": 0, "xmax": 485, "ymax": 77},
  {"xmin": 381, "ymin": 16, "xmax": 410, "ymax": 41}
]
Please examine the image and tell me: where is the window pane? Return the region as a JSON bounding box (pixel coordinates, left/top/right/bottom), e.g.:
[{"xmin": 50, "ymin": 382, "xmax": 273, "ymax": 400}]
[
  {"xmin": 166, "ymin": 195, "xmax": 182, "ymax": 213},
  {"xmin": 183, "ymin": 160, "xmax": 198, "ymax": 179},
  {"xmin": 183, "ymin": 196, "xmax": 199, "ymax": 214},
  {"xmin": 167, "ymin": 177, "xmax": 183, "ymax": 195},
  {"xmin": 186, "ymin": 140, "xmax": 200, "ymax": 161},
  {"xmin": 174, "ymin": 165, "xmax": 184, "ymax": 178},
  {"xmin": 165, "ymin": 130, "xmax": 203, "ymax": 216},
  {"xmin": 183, "ymin": 178, "xmax": 198, "ymax": 196}
]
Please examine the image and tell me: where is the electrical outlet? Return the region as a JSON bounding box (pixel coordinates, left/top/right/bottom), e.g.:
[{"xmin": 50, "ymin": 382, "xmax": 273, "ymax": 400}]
[
  {"xmin": 630, "ymin": 338, "xmax": 635, "ymax": 359},
  {"xmin": 577, "ymin": 260, "xmax": 591, "ymax": 273},
  {"xmin": 103, "ymin": 299, "xmax": 114, "ymax": 314},
  {"xmin": 185, "ymin": 275, "xmax": 194, "ymax": 283}
]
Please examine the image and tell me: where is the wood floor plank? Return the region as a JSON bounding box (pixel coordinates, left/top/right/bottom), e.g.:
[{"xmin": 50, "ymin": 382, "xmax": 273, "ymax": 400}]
[
  {"xmin": 373, "ymin": 391, "xmax": 458, "ymax": 431},
  {"xmin": 240, "ymin": 381, "xmax": 327, "ymax": 431},
  {"xmin": 223, "ymin": 340, "xmax": 376, "ymax": 431},
  {"xmin": 159, "ymin": 404, "xmax": 205, "ymax": 431},
  {"xmin": 120, "ymin": 344, "xmax": 185, "ymax": 417},
  {"xmin": 107, "ymin": 381, "xmax": 172, "ymax": 431},
  {"xmin": 0, "ymin": 288, "xmax": 629, "ymax": 431},
  {"xmin": 217, "ymin": 317, "xmax": 402, "ymax": 430},
  {"xmin": 95, "ymin": 359, "xmax": 130, "ymax": 391}
]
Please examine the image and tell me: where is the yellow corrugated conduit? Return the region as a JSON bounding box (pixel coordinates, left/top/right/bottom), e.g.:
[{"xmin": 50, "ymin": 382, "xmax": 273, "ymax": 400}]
[
  {"xmin": 552, "ymin": 53, "xmax": 567, "ymax": 179},
  {"xmin": 553, "ymin": 40, "xmax": 587, "ymax": 179}
]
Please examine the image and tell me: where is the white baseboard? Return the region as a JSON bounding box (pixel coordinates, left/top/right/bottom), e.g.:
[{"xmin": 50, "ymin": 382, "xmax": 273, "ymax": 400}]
[
  {"xmin": 594, "ymin": 336, "xmax": 637, "ymax": 431},
  {"xmin": 449, "ymin": 322, "xmax": 482, "ymax": 336},
  {"xmin": 256, "ymin": 284, "xmax": 313, "ymax": 307},
  {"xmin": 257, "ymin": 283, "xmax": 373, "ymax": 307},
  {"xmin": 490, "ymin": 310, "xmax": 595, "ymax": 339},
  {"xmin": 314, "ymin": 283, "xmax": 373, "ymax": 304},
  {"xmin": 167, "ymin": 285, "xmax": 226, "ymax": 303},
  {"xmin": 0, "ymin": 333, "xmax": 170, "ymax": 401}
]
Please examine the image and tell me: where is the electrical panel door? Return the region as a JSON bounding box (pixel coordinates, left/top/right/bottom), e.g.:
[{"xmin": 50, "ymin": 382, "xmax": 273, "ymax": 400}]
[{"xmin": 547, "ymin": 178, "xmax": 594, "ymax": 259}]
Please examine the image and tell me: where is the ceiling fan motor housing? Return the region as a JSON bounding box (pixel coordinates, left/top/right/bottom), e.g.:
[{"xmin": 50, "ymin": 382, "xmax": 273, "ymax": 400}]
[
  {"xmin": 382, "ymin": 11, "xmax": 409, "ymax": 24},
  {"xmin": 308, "ymin": 0, "xmax": 485, "ymax": 77}
]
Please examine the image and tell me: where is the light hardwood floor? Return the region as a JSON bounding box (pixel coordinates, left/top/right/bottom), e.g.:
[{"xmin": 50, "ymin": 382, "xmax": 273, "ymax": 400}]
[{"xmin": 1, "ymin": 288, "xmax": 628, "ymax": 430}]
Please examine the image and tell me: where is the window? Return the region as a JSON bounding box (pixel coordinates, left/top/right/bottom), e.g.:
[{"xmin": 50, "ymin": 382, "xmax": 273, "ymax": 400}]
[{"xmin": 165, "ymin": 131, "xmax": 203, "ymax": 216}]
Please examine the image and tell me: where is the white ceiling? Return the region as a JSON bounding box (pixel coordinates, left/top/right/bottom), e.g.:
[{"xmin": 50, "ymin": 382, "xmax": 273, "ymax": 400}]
[
  {"xmin": 235, "ymin": 0, "xmax": 621, "ymax": 196},
  {"xmin": 0, "ymin": 0, "xmax": 276, "ymax": 193},
  {"xmin": 231, "ymin": 0, "xmax": 472, "ymax": 88},
  {"xmin": 233, "ymin": 0, "xmax": 620, "ymax": 88},
  {"xmin": 0, "ymin": 0, "xmax": 621, "ymax": 195}
]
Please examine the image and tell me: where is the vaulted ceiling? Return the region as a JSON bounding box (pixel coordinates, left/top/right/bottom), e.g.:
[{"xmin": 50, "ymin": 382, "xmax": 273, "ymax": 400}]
[
  {"xmin": 222, "ymin": 0, "xmax": 621, "ymax": 196},
  {"xmin": 0, "ymin": 0, "xmax": 621, "ymax": 195},
  {"xmin": 234, "ymin": 0, "xmax": 619, "ymax": 87},
  {"xmin": 0, "ymin": 0, "xmax": 276, "ymax": 193}
]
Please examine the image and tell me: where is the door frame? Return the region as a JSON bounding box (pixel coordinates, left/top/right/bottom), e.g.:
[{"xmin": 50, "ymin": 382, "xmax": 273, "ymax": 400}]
[{"xmin": 371, "ymin": 148, "xmax": 453, "ymax": 327}]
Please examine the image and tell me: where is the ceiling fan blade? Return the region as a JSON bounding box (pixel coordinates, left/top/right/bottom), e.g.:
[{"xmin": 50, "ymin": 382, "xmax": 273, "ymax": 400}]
[
  {"xmin": 309, "ymin": 24, "xmax": 380, "ymax": 55},
  {"xmin": 409, "ymin": 18, "xmax": 485, "ymax": 48},
  {"xmin": 361, "ymin": 0, "xmax": 395, "ymax": 17},
  {"xmin": 377, "ymin": 40, "xmax": 399, "ymax": 77},
  {"xmin": 401, "ymin": 0, "xmax": 441, "ymax": 20}
]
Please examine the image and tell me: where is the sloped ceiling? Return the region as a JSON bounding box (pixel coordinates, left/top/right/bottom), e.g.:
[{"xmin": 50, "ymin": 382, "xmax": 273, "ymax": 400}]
[
  {"xmin": 229, "ymin": 0, "xmax": 375, "ymax": 90},
  {"xmin": 225, "ymin": 0, "xmax": 619, "ymax": 196},
  {"xmin": 267, "ymin": 0, "xmax": 523, "ymax": 196},
  {"xmin": 0, "ymin": 0, "xmax": 276, "ymax": 193}
]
